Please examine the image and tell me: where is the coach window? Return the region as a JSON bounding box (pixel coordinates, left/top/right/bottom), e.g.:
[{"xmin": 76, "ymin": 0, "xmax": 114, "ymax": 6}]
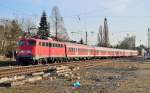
[
  {"xmin": 56, "ymin": 44, "xmax": 58, "ymax": 47},
  {"xmin": 71, "ymin": 48, "xmax": 72, "ymax": 52},
  {"xmin": 71, "ymin": 48, "xmax": 73, "ymax": 52},
  {"xmin": 54, "ymin": 44, "xmax": 56, "ymax": 47},
  {"xmin": 39, "ymin": 42, "xmax": 41, "ymax": 46},
  {"xmin": 58, "ymin": 44, "xmax": 60, "ymax": 47},
  {"xmin": 53, "ymin": 43, "xmax": 55, "ymax": 47},
  {"xmin": 54, "ymin": 43, "xmax": 56, "ymax": 47},
  {"xmin": 70, "ymin": 48, "xmax": 72, "ymax": 52},
  {"xmin": 42, "ymin": 42, "xmax": 45, "ymax": 46},
  {"xmin": 49, "ymin": 43, "xmax": 51, "ymax": 47},
  {"xmin": 60, "ymin": 44, "xmax": 62, "ymax": 47},
  {"xmin": 51, "ymin": 43, "xmax": 53, "ymax": 47},
  {"xmin": 46, "ymin": 42, "xmax": 48, "ymax": 47},
  {"xmin": 57, "ymin": 44, "xmax": 59, "ymax": 47}
]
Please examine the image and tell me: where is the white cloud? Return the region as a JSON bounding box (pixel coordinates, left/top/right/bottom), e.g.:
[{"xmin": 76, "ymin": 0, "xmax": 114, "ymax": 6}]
[{"xmin": 100, "ymin": 0, "xmax": 132, "ymax": 14}]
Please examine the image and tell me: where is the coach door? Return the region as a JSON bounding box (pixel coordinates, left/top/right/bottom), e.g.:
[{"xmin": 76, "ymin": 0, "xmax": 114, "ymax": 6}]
[{"xmin": 64, "ymin": 44, "xmax": 67, "ymax": 58}]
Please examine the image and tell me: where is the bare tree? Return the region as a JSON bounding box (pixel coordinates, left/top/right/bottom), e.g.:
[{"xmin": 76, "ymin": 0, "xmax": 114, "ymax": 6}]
[
  {"xmin": 97, "ymin": 25, "xmax": 104, "ymax": 46},
  {"xmin": 0, "ymin": 19, "xmax": 22, "ymax": 57},
  {"xmin": 19, "ymin": 18, "xmax": 37, "ymax": 38},
  {"xmin": 51, "ymin": 6, "xmax": 69, "ymax": 41}
]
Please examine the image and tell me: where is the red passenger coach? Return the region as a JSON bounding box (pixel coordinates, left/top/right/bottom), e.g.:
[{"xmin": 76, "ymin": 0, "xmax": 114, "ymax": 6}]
[{"xmin": 65, "ymin": 43, "xmax": 94, "ymax": 59}]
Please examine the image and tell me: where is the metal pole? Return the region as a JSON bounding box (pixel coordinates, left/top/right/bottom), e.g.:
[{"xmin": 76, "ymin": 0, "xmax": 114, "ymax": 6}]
[
  {"xmin": 85, "ymin": 31, "xmax": 87, "ymax": 44},
  {"xmin": 48, "ymin": 22, "xmax": 50, "ymax": 36},
  {"xmin": 55, "ymin": 16, "xmax": 58, "ymax": 40},
  {"xmin": 148, "ymin": 28, "xmax": 150, "ymax": 52}
]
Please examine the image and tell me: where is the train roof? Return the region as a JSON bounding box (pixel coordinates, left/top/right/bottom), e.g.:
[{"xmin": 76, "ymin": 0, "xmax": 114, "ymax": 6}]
[
  {"xmin": 19, "ymin": 38, "xmax": 137, "ymax": 52},
  {"xmin": 19, "ymin": 38, "xmax": 65, "ymax": 44}
]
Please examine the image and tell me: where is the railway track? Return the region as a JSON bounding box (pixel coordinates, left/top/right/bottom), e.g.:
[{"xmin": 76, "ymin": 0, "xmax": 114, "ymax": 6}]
[
  {"xmin": 0, "ymin": 58, "xmax": 138, "ymax": 79},
  {"xmin": 0, "ymin": 59, "xmax": 111, "ymax": 78}
]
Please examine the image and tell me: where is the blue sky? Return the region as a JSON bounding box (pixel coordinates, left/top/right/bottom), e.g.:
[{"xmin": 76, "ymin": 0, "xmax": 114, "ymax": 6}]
[{"xmin": 0, "ymin": 0, "xmax": 150, "ymax": 46}]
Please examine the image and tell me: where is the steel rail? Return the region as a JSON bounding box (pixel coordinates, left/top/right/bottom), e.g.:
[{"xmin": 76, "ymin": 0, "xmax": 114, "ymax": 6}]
[{"xmin": 0, "ymin": 58, "xmax": 130, "ymax": 78}]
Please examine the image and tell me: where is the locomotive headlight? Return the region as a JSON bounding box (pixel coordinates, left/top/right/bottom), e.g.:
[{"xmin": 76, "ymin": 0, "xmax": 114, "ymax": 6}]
[
  {"xmin": 19, "ymin": 50, "xmax": 32, "ymax": 54},
  {"xmin": 20, "ymin": 50, "xmax": 25, "ymax": 53},
  {"xmin": 26, "ymin": 50, "xmax": 32, "ymax": 54}
]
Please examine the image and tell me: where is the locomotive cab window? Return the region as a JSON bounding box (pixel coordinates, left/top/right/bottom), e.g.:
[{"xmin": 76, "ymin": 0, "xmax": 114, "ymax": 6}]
[
  {"xmin": 18, "ymin": 40, "xmax": 36, "ymax": 46},
  {"xmin": 18, "ymin": 40, "xmax": 25, "ymax": 46},
  {"xmin": 28, "ymin": 40, "xmax": 36, "ymax": 46}
]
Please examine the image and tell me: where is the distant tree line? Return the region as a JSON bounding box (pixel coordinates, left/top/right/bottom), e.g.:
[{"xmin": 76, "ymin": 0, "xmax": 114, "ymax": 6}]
[
  {"xmin": 0, "ymin": 19, "xmax": 22, "ymax": 57},
  {"xmin": 114, "ymin": 35, "xmax": 136, "ymax": 49}
]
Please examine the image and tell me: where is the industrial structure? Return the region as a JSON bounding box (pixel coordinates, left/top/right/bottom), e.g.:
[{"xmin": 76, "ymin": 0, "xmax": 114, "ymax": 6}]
[
  {"xmin": 148, "ymin": 28, "xmax": 150, "ymax": 52},
  {"xmin": 97, "ymin": 18, "xmax": 110, "ymax": 47}
]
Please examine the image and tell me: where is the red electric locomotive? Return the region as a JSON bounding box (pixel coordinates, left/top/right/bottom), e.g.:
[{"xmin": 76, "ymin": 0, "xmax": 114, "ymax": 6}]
[{"xmin": 16, "ymin": 38, "xmax": 66, "ymax": 65}]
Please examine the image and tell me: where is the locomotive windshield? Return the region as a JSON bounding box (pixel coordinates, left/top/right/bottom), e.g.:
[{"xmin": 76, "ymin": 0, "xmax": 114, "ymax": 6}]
[
  {"xmin": 18, "ymin": 40, "xmax": 25, "ymax": 46},
  {"xmin": 18, "ymin": 40, "xmax": 36, "ymax": 46},
  {"xmin": 28, "ymin": 40, "xmax": 36, "ymax": 46}
]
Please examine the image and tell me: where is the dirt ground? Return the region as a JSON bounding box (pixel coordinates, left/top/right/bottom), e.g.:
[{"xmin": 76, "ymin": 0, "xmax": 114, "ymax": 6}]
[{"xmin": 0, "ymin": 57, "xmax": 150, "ymax": 93}]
